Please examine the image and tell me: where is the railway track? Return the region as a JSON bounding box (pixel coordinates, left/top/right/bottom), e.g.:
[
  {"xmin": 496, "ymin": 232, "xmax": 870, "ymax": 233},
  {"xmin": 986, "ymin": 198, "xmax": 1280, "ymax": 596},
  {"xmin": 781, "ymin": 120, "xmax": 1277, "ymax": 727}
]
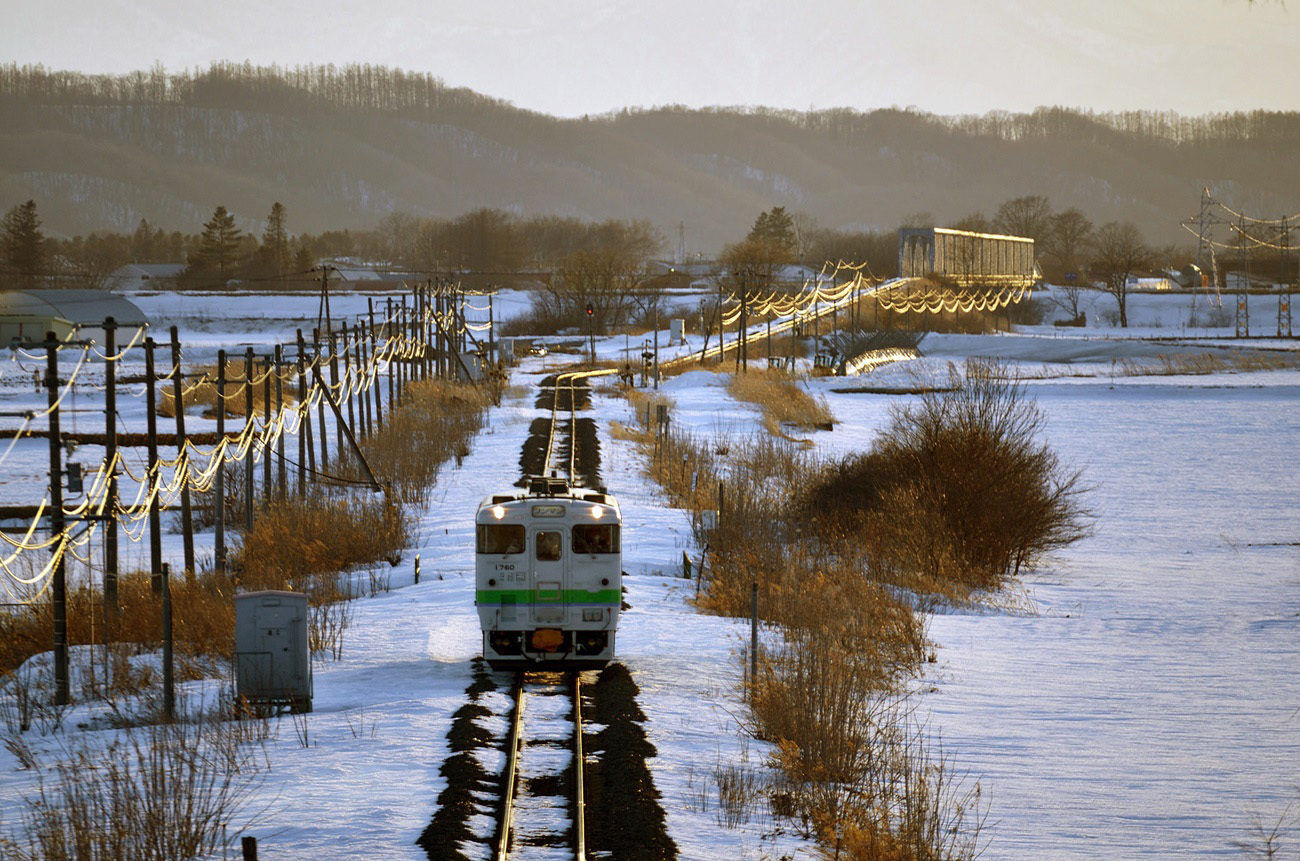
[
  {"xmin": 494, "ymin": 671, "xmax": 589, "ymax": 861},
  {"xmin": 526, "ymin": 369, "xmax": 617, "ymax": 488}
]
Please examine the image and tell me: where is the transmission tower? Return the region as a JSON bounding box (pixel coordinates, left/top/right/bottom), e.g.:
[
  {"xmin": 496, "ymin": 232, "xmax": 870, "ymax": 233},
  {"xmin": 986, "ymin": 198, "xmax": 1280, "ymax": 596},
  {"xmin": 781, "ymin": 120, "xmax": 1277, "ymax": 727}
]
[
  {"xmin": 1235, "ymin": 215, "xmax": 1250, "ymax": 337},
  {"xmin": 1194, "ymin": 186, "xmax": 1215, "ymax": 271},
  {"xmin": 1280, "ymin": 216, "xmax": 1293, "ymax": 337}
]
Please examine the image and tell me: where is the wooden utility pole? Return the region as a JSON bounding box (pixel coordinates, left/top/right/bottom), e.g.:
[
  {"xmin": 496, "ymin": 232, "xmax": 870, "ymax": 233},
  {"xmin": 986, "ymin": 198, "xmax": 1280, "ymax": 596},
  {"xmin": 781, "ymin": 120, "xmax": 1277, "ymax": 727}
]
[
  {"xmin": 215, "ymin": 350, "xmax": 226, "ymax": 576},
  {"xmin": 243, "ymin": 348, "xmax": 255, "ymax": 533},
  {"xmin": 386, "ymin": 298, "xmax": 397, "ymax": 412},
  {"xmin": 44, "ymin": 332, "xmax": 69, "ymax": 706},
  {"xmin": 296, "ymin": 331, "xmax": 309, "ymax": 496},
  {"xmin": 329, "ymin": 331, "xmax": 344, "ymax": 458},
  {"xmin": 170, "ymin": 326, "xmax": 195, "ymax": 574},
  {"xmin": 262, "ymin": 355, "xmax": 272, "ymax": 504},
  {"xmin": 145, "ymin": 338, "xmax": 162, "ymax": 595},
  {"xmin": 355, "ymin": 324, "xmax": 371, "ymax": 439},
  {"xmin": 103, "ymin": 318, "xmax": 119, "ymax": 635},
  {"xmin": 274, "ymin": 344, "xmax": 286, "ymax": 499},
  {"xmin": 161, "ymin": 562, "xmax": 173, "ymax": 718},
  {"xmin": 369, "ymin": 299, "xmax": 383, "ymax": 429},
  {"xmin": 313, "ymin": 328, "xmax": 328, "ymax": 469}
]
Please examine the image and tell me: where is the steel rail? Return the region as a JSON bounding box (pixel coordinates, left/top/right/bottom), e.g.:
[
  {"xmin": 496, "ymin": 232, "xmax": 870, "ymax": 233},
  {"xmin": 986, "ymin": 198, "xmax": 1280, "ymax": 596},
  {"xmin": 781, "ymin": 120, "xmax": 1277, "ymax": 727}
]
[
  {"xmin": 494, "ymin": 672, "xmax": 588, "ymax": 861},
  {"xmin": 539, "ymin": 369, "xmax": 617, "ymax": 486},
  {"xmin": 573, "ymin": 672, "xmax": 587, "ymax": 861},
  {"xmin": 494, "ymin": 673, "xmax": 525, "ymax": 861}
]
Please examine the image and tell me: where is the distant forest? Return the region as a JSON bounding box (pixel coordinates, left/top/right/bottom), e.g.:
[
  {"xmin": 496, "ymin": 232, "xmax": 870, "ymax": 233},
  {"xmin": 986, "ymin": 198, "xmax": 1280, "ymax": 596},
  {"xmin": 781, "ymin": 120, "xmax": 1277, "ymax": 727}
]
[{"xmin": 2, "ymin": 62, "xmax": 1298, "ymax": 257}]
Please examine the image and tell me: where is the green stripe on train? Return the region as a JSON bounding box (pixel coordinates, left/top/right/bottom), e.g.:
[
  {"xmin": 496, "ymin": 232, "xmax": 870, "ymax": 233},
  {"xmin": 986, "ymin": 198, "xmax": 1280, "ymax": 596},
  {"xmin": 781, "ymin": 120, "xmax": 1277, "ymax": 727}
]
[{"xmin": 476, "ymin": 589, "xmax": 622, "ymax": 605}]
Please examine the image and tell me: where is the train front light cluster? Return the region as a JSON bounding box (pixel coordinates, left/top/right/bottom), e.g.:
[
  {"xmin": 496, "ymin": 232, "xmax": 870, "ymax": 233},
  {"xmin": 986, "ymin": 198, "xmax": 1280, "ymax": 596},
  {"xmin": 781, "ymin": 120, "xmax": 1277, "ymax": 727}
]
[
  {"xmin": 582, "ymin": 608, "xmax": 603, "ymax": 622},
  {"xmin": 575, "ymin": 631, "xmax": 607, "ymax": 656}
]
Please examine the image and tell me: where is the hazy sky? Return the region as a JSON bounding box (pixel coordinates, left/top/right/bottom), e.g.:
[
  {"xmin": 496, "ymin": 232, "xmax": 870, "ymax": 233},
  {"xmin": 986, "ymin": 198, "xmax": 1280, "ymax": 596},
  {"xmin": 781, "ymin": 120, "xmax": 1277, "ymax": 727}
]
[{"xmin": 4, "ymin": 0, "xmax": 1298, "ymax": 117}]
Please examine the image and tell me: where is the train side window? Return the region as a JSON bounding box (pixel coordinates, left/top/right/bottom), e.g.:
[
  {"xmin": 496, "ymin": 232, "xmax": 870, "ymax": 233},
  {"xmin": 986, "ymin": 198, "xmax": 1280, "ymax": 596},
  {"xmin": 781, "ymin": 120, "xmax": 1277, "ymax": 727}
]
[
  {"xmin": 536, "ymin": 531, "xmax": 562, "ymax": 561},
  {"xmin": 572, "ymin": 524, "xmax": 618, "ymax": 554},
  {"xmin": 479, "ymin": 524, "xmax": 525, "ymax": 554}
]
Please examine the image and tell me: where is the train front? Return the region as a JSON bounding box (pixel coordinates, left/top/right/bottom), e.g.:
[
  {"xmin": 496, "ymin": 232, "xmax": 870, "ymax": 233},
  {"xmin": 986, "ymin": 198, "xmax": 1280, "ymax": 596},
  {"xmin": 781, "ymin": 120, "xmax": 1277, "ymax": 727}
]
[{"xmin": 475, "ymin": 486, "xmax": 621, "ymax": 669}]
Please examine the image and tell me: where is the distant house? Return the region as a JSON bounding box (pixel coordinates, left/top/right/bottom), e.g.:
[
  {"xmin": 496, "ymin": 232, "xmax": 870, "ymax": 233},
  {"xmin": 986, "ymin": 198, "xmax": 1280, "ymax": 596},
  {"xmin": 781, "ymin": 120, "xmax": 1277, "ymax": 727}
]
[
  {"xmin": 106, "ymin": 263, "xmax": 186, "ymax": 291},
  {"xmin": 1126, "ymin": 272, "xmax": 1177, "ymax": 292},
  {"xmin": 0, "ymin": 289, "xmax": 150, "ymax": 345},
  {"xmin": 635, "ymin": 270, "xmax": 694, "ymax": 293},
  {"xmin": 1225, "ymin": 272, "xmax": 1281, "ymax": 292}
]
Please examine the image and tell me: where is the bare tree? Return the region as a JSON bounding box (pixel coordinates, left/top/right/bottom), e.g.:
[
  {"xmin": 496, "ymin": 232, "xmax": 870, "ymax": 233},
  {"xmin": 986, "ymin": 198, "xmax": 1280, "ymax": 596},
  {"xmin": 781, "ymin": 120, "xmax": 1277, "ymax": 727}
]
[
  {"xmin": 55, "ymin": 232, "xmax": 131, "ymax": 290},
  {"xmin": 1049, "ymin": 282, "xmax": 1088, "ymax": 323},
  {"xmin": 544, "ymin": 247, "xmax": 638, "ymax": 329},
  {"xmin": 539, "ymin": 220, "xmax": 661, "ymax": 328},
  {"xmin": 1041, "ymin": 208, "xmax": 1094, "ymax": 282},
  {"xmin": 993, "ymin": 194, "xmax": 1054, "ymax": 245},
  {"xmin": 1090, "ymin": 221, "xmax": 1152, "ymax": 328},
  {"xmin": 951, "ymin": 211, "xmax": 992, "ymax": 233}
]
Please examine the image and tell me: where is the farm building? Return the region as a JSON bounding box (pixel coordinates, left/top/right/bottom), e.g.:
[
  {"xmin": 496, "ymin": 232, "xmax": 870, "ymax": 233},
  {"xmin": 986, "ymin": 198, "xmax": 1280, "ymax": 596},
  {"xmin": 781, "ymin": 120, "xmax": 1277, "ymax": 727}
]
[
  {"xmin": 105, "ymin": 263, "xmax": 186, "ymax": 290},
  {"xmin": 0, "ymin": 289, "xmax": 150, "ymax": 345}
]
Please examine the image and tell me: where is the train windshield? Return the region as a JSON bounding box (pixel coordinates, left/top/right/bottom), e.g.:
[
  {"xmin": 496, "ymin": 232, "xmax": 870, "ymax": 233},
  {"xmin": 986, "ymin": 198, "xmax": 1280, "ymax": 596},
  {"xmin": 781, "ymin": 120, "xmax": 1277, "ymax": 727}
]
[
  {"xmin": 572, "ymin": 524, "xmax": 619, "ymax": 555},
  {"xmin": 536, "ymin": 531, "xmax": 562, "ymax": 561},
  {"xmin": 478, "ymin": 524, "xmax": 525, "ymax": 554}
]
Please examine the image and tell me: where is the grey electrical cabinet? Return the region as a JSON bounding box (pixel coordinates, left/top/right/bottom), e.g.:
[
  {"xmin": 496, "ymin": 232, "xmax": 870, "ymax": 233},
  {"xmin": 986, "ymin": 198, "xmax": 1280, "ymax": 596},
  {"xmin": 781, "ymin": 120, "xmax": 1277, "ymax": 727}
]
[{"xmin": 234, "ymin": 590, "xmax": 312, "ymax": 713}]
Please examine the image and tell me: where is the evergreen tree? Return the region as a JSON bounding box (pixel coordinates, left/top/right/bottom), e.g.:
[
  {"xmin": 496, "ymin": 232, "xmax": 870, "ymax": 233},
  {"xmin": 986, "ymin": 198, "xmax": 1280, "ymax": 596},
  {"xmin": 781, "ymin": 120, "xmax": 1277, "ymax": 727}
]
[
  {"xmin": 746, "ymin": 206, "xmax": 797, "ymax": 258},
  {"xmin": 2, "ymin": 200, "xmax": 46, "ymax": 290},
  {"xmin": 195, "ymin": 205, "xmax": 244, "ymax": 281},
  {"xmin": 130, "ymin": 218, "xmax": 162, "ymax": 262},
  {"xmin": 259, "ymin": 201, "xmax": 292, "ymax": 285}
]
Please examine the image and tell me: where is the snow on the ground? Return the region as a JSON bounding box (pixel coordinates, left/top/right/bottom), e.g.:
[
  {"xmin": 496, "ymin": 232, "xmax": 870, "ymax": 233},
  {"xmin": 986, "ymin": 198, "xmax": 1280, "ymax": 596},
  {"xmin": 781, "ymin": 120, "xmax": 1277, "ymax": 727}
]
[{"xmin": 0, "ymin": 285, "xmax": 1297, "ymax": 858}]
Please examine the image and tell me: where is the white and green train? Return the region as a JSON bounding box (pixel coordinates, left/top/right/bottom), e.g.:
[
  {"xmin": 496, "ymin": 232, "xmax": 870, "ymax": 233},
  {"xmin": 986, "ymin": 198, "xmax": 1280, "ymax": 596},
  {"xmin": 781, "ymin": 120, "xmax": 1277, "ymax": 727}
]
[{"xmin": 475, "ymin": 476, "xmax": 621, "ymax": 669}]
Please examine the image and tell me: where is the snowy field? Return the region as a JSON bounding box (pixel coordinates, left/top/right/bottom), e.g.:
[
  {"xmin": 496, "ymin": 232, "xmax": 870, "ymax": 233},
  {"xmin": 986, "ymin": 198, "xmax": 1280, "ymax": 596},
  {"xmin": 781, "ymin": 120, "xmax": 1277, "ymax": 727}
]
[{"xmin": 0, "ymin": 284, "xmax": 1297, "ymax": 858}]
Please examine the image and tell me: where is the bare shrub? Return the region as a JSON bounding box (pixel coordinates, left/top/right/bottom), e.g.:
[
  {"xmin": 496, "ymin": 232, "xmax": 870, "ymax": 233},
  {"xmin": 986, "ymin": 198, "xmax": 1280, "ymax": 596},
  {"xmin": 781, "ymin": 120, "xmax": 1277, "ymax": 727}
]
[
  {"xmin": 309, "ymin": 590, "xmax": 355, "ymax": 661},
  {"xmin": 618, "ymin": 357, "xmax": 1003, "ymax": 860},
  {"xmin": 0, "ymin": 700, "xmax": 265, "ymax": 860},
  {"xmin": 821, "ymin": 722, "xmax": 988, "ymax": 861},
  {"xmin": 336, "ymin": 378, "xmax": 490, "ymax": 504},
  {"xmin": 714, "ymin": 755, "xmax": 765, "ymax": 828},
  {"xmin": 800, "ymin": 359, "xmax": 1091, "ymax": 595},
  {"xmin": 1232, "ymin": 800, "xmax": 1298, "ymax": 860}
]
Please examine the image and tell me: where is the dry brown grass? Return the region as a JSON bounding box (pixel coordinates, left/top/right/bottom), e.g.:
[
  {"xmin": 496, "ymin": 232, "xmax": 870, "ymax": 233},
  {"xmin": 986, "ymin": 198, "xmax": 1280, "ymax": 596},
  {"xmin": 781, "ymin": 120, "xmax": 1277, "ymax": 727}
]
[
  {"xmin": 157, "ymin": 362, "xmax": 294, "ymax": 420},
  {"xmin": 0, "ymin": 570, "xmax": 236, "ymax": 683},
  {"xmin": 1114, "ymin": 350, "xmax": 1300, "ymax": 377},
  {"xmin": 727, "ymin": 368, "xmax": 834, "ymax": 439},
  {"xmin": 229, "ymin": 494, "xmax": 405, "ymax": 592}
]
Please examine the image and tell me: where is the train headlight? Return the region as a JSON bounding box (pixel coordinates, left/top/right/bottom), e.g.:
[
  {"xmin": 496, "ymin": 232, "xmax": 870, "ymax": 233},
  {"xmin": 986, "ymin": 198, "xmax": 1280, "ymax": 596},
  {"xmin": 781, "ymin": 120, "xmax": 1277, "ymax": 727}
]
[
  {"xmin": 590, "ymin": 506, "xmax": 604, "ymax": 519},
  {"xmin": 491, "ymin": 505, "xmax": 506, "ymax": 520},
  {"xmin": 582, "ymin": 608, "xmax": 603, "ymax": 622}
]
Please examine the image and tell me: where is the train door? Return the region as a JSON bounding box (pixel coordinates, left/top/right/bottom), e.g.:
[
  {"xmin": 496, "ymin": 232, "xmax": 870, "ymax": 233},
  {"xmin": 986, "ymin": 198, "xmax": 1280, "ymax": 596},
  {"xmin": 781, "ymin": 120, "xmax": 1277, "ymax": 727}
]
[{"xmin": 530, "ymin": 527, "xmax": 567, "ymax": 627}]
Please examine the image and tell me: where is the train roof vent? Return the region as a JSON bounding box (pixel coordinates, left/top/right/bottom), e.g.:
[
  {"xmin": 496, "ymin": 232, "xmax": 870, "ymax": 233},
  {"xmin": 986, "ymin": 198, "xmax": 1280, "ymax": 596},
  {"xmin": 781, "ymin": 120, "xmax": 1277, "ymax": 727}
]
[{"xmin": 528, "ymin": 476, "xmax": 570, "ymax": 496}]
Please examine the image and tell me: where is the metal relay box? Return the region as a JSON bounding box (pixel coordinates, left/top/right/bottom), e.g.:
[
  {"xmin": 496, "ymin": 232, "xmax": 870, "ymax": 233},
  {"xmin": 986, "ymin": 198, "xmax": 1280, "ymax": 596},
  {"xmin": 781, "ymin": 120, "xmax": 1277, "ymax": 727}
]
[{"xmin": 234, "ymin": 590, "xmax": 312, "ymax": 713}]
